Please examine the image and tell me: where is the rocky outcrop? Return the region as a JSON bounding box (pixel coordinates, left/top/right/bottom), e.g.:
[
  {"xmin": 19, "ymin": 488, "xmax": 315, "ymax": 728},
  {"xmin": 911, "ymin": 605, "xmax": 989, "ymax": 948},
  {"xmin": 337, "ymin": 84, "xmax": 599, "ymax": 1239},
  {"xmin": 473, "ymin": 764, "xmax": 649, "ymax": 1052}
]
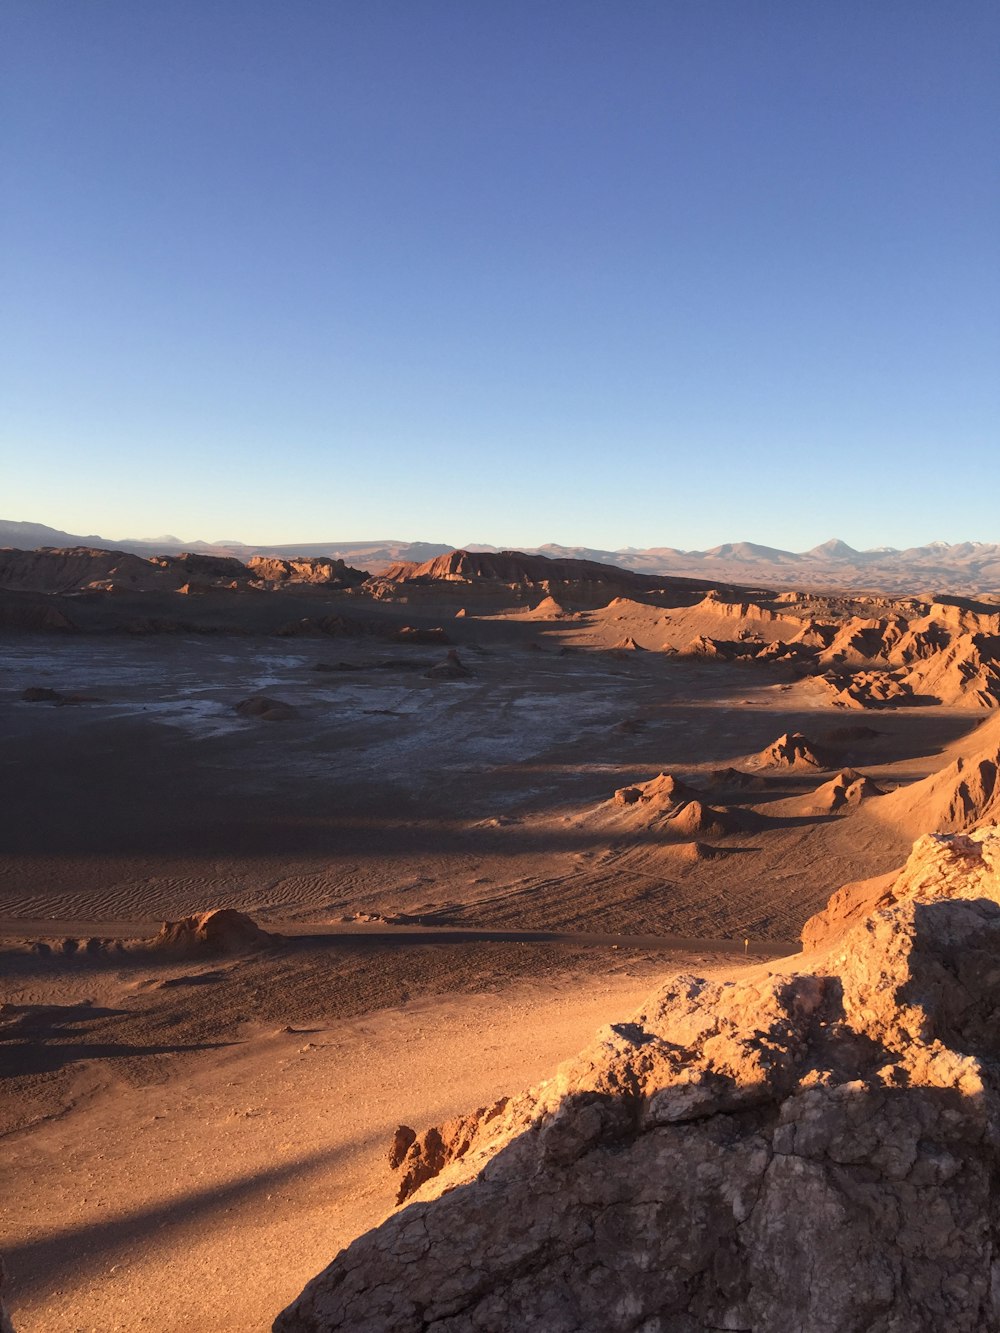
[
  {"xmin": 0, "ymin": 546, "xmax": 158, "ymax": 593},
  {"xmin": 662, "ymin": 798, "xmax": 742, "ymax": 840},
  {"xmin": 750, "ymin": 731, "xmax": 835, "ymax": 770},
  {"xmin": 610, "ymin": 775, "xmax": 740, "ymax": 838},
  {"xmin": 900, "ymin": 633, "xmax": 1000, "ymax": 710},
  {"xmin": 376, "ymin": 550, "xmax": 722, "ymax": 610},
  {"xmin": 153, "ymin": 909, "xmax": 276, "ymax": 954},
  {"xmin": 828, "ymin": 670, "xmax": 915, "ymax": 710},
  {"xmin": 524, "ymin": 595, "xmax": 568, "ymax": 619},
  {"xmin": 681, "ymin": 633, "xmax": 737, "ymax": 659},
  {"xmin": 613, "ymin": 772, "xmax": 701, "ymax": 808},
  {"xmin": 275, "ymin": 828, "xmax": 1000, "ymax": 1332},
  {"xmin": 812, "ymin": 607, "xmax": 1000, "ymax": 709},
  {"xmin": 0, "ymin": 546, "xmax": 253, "ymax": 595},
  {"xmin": 799, "ymin": 768, "xmax": 885, "ymax": 814},
  {"xmin": 379, "ymin": 550, "xmax": 663, "ymax": 592},
  {"xmin": 687, "ymin": 591, "xmax": 799, "ymax": 628},
  {"xmin": 247, "ymin": 555, "xmax": 368, "ymax": 587},
  {"xmin": 876, "ymin": 713, "xmax": 1000, "ymax": 839}
]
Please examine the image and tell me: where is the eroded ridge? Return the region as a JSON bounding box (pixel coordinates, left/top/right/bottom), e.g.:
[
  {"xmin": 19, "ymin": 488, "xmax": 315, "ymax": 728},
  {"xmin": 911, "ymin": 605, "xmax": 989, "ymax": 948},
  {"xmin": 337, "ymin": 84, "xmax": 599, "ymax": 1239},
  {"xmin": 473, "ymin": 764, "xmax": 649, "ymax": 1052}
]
[{"xmin": 275, "ymin": 828, "xmax": 1000, "ymax": 1333}]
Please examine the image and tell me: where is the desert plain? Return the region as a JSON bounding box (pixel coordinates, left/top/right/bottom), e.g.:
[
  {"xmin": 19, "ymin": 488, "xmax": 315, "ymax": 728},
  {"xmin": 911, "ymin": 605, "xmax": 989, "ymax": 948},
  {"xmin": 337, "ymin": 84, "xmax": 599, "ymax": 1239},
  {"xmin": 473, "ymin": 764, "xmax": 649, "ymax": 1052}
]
[{"xmin": 3, "ymin": 544, "xmax": 1000, "ymax": 1331}]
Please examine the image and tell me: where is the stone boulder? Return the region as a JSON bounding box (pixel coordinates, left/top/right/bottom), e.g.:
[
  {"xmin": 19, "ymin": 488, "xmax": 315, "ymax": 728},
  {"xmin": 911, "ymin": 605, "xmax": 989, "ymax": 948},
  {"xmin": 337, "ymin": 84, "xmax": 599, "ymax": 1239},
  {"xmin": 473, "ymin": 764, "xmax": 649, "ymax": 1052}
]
[
  {"xmin": 153, "ymin": 909, "xmax": 276, "ymax": 954},
  {"xmin": 274, "ymin": 828, "xmax": 1000, "ymax": 1333}
]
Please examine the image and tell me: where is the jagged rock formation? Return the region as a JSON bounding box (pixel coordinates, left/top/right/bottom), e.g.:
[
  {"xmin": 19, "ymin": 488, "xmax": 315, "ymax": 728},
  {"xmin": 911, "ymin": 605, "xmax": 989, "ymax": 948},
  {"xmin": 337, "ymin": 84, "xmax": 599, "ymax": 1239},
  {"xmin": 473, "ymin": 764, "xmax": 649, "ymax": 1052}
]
[
  {"xmin": 750, "ymin": 731, "xmax": 835, "ymax": 770},
  {"xmin": 275, "ymin": 829, "xmax": 1000, "ymax": 1332},
  {"xmin": 247, "ymin": 556, "xmax": 369, "ymax": 587},
  {"xmin": 688, "ymin": 590, "xmax": 799, "ymax": 628},
  {"xmin": 827, "ymin": 670, "xmax": 915, "ymax": 710},
  {"xmin": 681, "ymin": 633, "xmax": 737, "ymax": 658},
  {"xmin": 659, "ymin": 599, "xmax": 1000, "ymax": 711},
  {"xmin": 153, "ymin": 909, "xmax": 276, "ymax": 954},
  {"xmin": 857, "ymin": 714, "xmax": 1000, "ymax": 842},
  {"xmin": 798, "ymin": 768, "xmax": 884, "ymax": 814},
  {"xmin": 375, "ymin": 550, "xmax": 724, "ymax": 610},
  {"xmin": 522, "ymin": 594, "xmax": 568, "ymax": 619},
  {"xmin": 671, "ymin": 839, "xmax": 730, "ymax": 862},
  {"xmin": 609, "ymin": 775, "xmax": 740, "ymax": 839},
  {"xmin": 663, "ymin": 799, "xmax": 742, "ymax": 839},
  {"xmin": 900, "ymin": 632, "xmax": 1000, "ymax": 710},
  {"xmin": 0, "ymin": 545, "xmax": 369, "ymax": 599},
  {"xmin": 380, "ymin": 549, "xmax": 669, "ymax": 592},
  {"xmin": 814, "ymin": 605, "xmax": 1000, "ymax": 710},
  {"xmin": 9, "ymin": 523, "xmax": 1000, "ymax": 592},
  {"xmin": 613, "ymin": 772, "xmax": 701, "ymax": 808},
  {"xmin": 4, "ymin": 545, "xmax": 999, "ymax": 709},
  {"xmin": 0, "ymin": 546, "xmax": 251, "ymax": 594}
]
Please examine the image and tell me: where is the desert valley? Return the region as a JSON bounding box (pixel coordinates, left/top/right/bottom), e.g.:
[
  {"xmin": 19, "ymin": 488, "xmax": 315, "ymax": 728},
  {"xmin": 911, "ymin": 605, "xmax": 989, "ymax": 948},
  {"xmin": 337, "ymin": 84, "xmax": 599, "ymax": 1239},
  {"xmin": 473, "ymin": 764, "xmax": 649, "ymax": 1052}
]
[{"xmin": 3, "ymin": 539, "xmax": 1000, "ymax": 1331}]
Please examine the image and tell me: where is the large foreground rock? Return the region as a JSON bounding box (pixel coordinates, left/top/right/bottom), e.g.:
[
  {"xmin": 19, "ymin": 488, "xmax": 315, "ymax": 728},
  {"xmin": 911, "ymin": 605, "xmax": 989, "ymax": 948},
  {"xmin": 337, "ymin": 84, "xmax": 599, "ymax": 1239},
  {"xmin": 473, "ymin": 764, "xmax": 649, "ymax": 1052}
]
[
  {"xmin": 275, "ymin": 828, "xmax": 1000, "ymax": 1332},
  {"xmin": 154, "ymin": 909, "xmax": 276, "ymax": 954}
]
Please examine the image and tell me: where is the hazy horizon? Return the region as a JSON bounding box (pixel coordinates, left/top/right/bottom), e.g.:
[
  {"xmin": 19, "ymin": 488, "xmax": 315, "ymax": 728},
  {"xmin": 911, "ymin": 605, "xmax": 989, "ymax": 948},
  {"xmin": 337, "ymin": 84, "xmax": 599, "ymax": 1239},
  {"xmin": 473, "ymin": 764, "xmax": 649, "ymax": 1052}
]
[{"xmin": 5, "ymin": 512, "xmax": 1000, "ymax": 559}]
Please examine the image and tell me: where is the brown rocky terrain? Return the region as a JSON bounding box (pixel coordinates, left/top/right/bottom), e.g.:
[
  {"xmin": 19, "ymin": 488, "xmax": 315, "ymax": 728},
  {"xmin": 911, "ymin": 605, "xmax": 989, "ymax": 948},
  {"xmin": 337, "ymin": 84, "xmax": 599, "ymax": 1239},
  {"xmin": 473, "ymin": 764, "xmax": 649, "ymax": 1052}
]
[
  {"xmin": 0, "ymin": 546, "xmax": 252, "ymax": 595},
  {"xmin": 275, "ymin": 827, "xmax": 1000, "ymax": 1332},
  {"xmin": 375, "ymin": 549, "xmax": 731, "ymax": 611},
  {"xmin": 750, "ymin": 731, "xmax": 836, "ymax": 770},
  {"xmin": 0, "ymin": 547, "xmax": 369, "ymax": 598},
  {"xmin": 246, "ymin": 556, "xmax": 369, "ymax": 588},
  {"xmin": 4, "ymin": 546, "xmax": 1000, "ymax": 715},
  {"xmin": 381, "ymin": 549, "xmax": 708, "ymax": 594},
  {"xmin": 8, "ymin": 523, "xmax": 1000, "ymax": 594},
  {"xmin": 4, "ymin": 540, "xmax": 1000, "ymax": 1330},
  {"xmin": 795, "ymin": 768, "xmax": 885, "ymax": 814}
]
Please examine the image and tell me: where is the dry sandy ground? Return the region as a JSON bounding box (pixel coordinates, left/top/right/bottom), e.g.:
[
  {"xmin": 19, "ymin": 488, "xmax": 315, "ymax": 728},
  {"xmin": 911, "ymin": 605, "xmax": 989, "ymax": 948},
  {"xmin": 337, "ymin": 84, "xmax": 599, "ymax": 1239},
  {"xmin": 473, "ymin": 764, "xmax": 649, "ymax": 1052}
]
[
  {"xmin": 1, "ymin": 939, "xmax": 759, "ymax": 1332},
  {"xmin": 0, "ymin": 634, "xmax": 978, "ymax": 936},
  {"xmin": 0, "ymin": 620, "xmax": 990, "ymax": 1330}
]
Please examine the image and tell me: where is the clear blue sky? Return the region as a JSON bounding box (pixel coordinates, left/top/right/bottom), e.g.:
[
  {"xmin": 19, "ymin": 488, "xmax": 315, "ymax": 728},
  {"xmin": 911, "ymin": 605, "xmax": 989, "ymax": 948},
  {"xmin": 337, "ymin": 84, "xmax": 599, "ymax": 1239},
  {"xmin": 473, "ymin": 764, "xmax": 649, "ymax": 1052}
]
[{"xmin": 2, "ymin": 2, "xmax": 998, "ymax": 551}]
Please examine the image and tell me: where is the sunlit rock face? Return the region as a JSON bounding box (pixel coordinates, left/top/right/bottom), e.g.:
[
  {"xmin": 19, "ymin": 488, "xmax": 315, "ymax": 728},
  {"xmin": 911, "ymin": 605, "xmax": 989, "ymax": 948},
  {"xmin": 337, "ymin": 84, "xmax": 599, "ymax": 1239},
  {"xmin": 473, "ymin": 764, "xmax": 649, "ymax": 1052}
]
[{"xmin": 275, "ymin": 829, "xmax": 1000, "ymax": 1333}]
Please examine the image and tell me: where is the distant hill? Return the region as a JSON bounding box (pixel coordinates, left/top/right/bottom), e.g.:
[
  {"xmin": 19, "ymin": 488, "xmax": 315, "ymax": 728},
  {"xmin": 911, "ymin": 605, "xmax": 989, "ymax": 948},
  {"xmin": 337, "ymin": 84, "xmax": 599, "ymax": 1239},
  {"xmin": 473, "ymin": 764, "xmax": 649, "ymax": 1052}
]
[
  {"xmin": 3, "ymin": 519, "xmax": 999, "ymax": 592},
  {"xmin": 0, "ymin": 519, "xmax": 113, "ymax": 549},
  {"xmin": 0, "ymin": 520, "xmax": 453, "ymax": 571}
]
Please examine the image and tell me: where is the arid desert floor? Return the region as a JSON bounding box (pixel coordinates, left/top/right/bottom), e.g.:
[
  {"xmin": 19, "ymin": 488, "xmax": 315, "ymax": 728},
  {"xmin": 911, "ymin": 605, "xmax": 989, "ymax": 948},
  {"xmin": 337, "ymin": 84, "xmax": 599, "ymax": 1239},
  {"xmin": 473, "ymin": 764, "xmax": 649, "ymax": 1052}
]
[{"xmin": 2, "ymin": 558, "xmax": 998, "ymax": 1330}]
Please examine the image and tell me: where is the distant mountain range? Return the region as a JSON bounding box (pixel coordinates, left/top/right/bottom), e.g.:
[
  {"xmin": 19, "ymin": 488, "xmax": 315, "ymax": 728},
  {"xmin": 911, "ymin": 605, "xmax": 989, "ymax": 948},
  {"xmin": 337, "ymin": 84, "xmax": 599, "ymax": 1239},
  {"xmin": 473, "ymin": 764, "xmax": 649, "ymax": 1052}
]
[{"xmin": 2, "ymin": 519, "xmax": 999, "ymax": 594}]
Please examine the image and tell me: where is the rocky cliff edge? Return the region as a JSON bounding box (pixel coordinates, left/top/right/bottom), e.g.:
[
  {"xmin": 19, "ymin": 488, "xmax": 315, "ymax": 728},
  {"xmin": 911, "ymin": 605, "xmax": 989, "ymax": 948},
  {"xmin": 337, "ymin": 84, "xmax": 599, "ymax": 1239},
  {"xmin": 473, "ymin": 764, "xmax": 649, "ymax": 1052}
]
[{"xmin": 275, "ymin": 826, "xmax": 1000, "ymax": 1333}]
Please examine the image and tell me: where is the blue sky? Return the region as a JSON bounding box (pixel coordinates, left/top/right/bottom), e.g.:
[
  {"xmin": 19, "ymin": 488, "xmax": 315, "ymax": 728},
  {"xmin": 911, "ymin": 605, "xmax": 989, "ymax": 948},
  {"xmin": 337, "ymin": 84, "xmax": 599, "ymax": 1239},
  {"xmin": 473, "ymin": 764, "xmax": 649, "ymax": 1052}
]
[{"xmin": 2, "ymin": 2, "xmax": 998, "ymax": 550}]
